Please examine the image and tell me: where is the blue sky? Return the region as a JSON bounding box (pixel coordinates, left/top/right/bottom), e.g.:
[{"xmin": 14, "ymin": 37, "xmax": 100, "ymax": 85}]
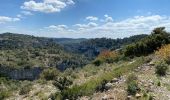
[{"xmin": 0, "ymin": 0, "xmax": 170, "ymax": 38}]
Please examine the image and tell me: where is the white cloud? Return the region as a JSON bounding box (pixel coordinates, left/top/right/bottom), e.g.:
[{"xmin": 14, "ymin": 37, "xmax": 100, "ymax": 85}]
[
  {"xmin": 74, "ymin": 22, "xmax": 98, "ymax": 30},
  {"xmin": 21, "ymin": 11, "xmax": 33, "ymax": 15},
  {"xmin": 104, "ymin": 14, "xmax": 113, "ymax": 22},
  {"xmin": 16, "ymin": 11, "xmax": 33, "ymax": 20},
  {"xmin": 13, "ymin": 18, "xmax": 20, "ymax": 21},
  {"xmin": 41, "ymin": 15, "xmax": 170, "ymax": 38},
  {"xmin": 21, "ymin": 0, "xmax": 75, "ymax": 13},
  {"xmin": 86, "ymin": 16, "xmax": 98, "ymax": 21},
  {"xmin": 0, "ymin": 16, "xmax": 20, "ymax": 24},
  {"xmin": 46, "ymin": 25, "xmax": 68, "ymax": 31},
  {"xmin": 92, "ymin": 15, "xmax": 170, "ymax": 37},
  {"xmin": 17, "ymin": 14, "xmax": 23, "ymax": 18}
]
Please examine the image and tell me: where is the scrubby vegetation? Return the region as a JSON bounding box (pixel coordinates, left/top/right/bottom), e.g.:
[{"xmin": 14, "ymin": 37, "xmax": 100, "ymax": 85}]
[
  {"xmin": 124, "ymin": 27, "xmax": 170, "ymax": 57},
  {"xmin": 19, "ymin": 84, "xmax": 32, "ymax": 95},
  {"xmin": 155, "ymin": 61, "xmax": 168, "ymax": 76},
  {"xmin": 1, "ymin": 27, "xmax": 170, "ymax": 99},
  {"xmin": 0, "ymin": 77, "xmax": 21, "ymax": 99},
  {"xmin": 94, "ymin": 50, "xmax": 120, "ymax": 65},
  {"xmin": 53, "ymin": 77, "xmax": 73, "ymax": 92},
  {"xmin": 155, "ymin": 44, "xmax": 170, "ymax": 64},
  {"xmin": 0, "ymin": 33, "xmax": 147, "ymax": 71},
  {"xmin": 0, "ymin": 91, "xmax": 11, "ymax": 100},
  {"xmin": 126, "ymin": 74, "xmax": 139, "ymax": 95},
  {"xmin": 59, "ymin": 57, "xmax": 146, "ymax": 99},
  {"xmin": 40, "ymin": 68, "xmax": 60, "ymax": 80},
  {"xmin": 0, "ymin": 33, "xmax": 89, "ymax": 70}
]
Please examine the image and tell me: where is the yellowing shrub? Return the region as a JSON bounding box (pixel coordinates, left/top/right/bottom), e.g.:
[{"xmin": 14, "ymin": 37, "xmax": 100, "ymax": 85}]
[
  {"xmin": 155, "ymin": 44, "xmax": 170, "ymax": 63},
  {"xmin": 98, "ymin": 50, "xmax": 119, "ymax": 60},
  {"xmin": 93, "ymin": 50, "xmax": 120, "ymax": 65}
]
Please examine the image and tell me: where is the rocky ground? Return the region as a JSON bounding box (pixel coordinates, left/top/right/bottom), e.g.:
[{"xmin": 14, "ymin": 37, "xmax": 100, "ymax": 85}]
[{"xmin": 80, "ymin": 57, "xmax": 170, "ymax": 100}]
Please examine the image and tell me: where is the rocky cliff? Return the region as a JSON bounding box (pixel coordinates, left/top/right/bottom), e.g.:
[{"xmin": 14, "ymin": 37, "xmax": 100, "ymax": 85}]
[{"xmin": 0, "ymin": 65, "xmax": 43, "ymax": 80}]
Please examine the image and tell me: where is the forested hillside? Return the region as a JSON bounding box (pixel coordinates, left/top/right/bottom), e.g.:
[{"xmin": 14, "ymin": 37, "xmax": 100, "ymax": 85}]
[
  {"xmin": 53, "ymin": 38, "xmax": 87, "ymax": 44},
  {"xmin": 0, "ymin": 33, "xmax": 89, "ymax": 70},
  {"xmin": 63, "ymin": 34, "xmax": 148, "ymax": 59},
  {"xmin": 0, "ymin": 33, "xmax": 147, "ymax": 70}
]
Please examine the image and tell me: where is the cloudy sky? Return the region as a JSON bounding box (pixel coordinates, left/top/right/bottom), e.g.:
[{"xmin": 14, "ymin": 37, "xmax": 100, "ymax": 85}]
[{"xmin": 0, "ymin": 0, "xmax": 170, "ymax": 38}]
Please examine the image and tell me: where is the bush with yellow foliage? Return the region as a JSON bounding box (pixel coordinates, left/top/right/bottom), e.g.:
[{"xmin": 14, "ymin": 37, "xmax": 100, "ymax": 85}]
[
  {"xmin": 155, "ymin": 44, "xmax": 170, "ymax": 64},
  {"xmin": 93, "ymin": 50, "xmax": 120, "ymax": 66}
]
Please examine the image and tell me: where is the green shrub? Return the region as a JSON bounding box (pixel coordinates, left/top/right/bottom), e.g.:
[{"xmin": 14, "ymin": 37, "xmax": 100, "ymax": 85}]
[
  {"xmin": 143, "ymin": 92, "xmax": 148, "ymax": 97},
  {"xmin": 157, "ymin": 81, "xmax": 161, "ymax": 86},
  {"xmin": 19, "ymin": 85, "xmax": 32, "ymax": 95},
  {"xmin": 148, "ymin": 94, "xmax": 153, "ymax": 100},
  {"xmin": 0, "ymin": 91, "xmax": 11, "ymax": 100},
  {"xmin": 155, "ymin": 61, "xmax": 168, "ymax": 76},
  {"xmin": 105, "ymin": 58, "xmax": 114, "ymax": 63},
  {"xmin": 40, "ymin": 68, "xmax": 60, "ymax": 80},
  {"xmin": 17, "ymin": 60, "xmax": 34, "ymax": 68},
  {"xmin": 126, "ymin": 74, "xmax": 139, "ymax": 95},
  {"xmin": 53, "ymin": 77, "xmax": 73, "ymax": 92},
  {"xmin": 93, "ymin": 59, "xmax": 102, "ymax": 66},
  {"xmin": 48, "ymin": 92, "xmax": 62, "ymax": 100},
  {"xmin": 95, "ymin": 79, "xmax": 108, "ymax": 92},
  {"xmin": 127, "ymin": 81, "xmax": 139, "ymax": 95},
  {"xmin": 126, "ymin": 74, "xmax": 137, "ymax": 84}
]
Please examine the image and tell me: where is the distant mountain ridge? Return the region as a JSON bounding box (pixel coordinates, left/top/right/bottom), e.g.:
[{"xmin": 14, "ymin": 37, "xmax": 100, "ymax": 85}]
[
  {"xmin": 62, "ymin": 34, "xmax": 148, "ymax": 59},
  {"xmin": 53, "ymin": 38, "xmax": 87, "ymax": 44}
]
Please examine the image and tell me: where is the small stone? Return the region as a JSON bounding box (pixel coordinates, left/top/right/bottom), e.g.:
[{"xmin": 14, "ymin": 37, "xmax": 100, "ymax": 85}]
[
  {"xmin": 105, "ymin": 83, "xmax": 113, "ymax": 90},
  {"xmin": 127, "ymin": 95, "xmax": 132, "ymax": 100},
  {"xmin": 111, "ymin": 78, "xmax": 119, "ymax": 83},
  {"xmin": 102, "ymin": 95, "xmax": 108, "ymax": 100},
  {"xmin": 149, "ymin": 61, "xmax": 155, "ymax": 66},
  {"xmin": 80, "ymin": 96, "xmax": 90, "ymax": 100},
  {"xmin": 138, "ymin": 82, "xmax": 142, "ymax": 85},
  {"xmin": 144, "ymin": 84, "xmax": 148, "ymax": 87},
  {"xmin": 134, "ymin": 69, "xmax": 139, "ymax": 72},
  {"xmin": 135, "ymin": 93, "xmax": 142, "ymax": 98},
  {"xmin": 109, "ymin": 96, "xmax": 114, "ymax": 99}
]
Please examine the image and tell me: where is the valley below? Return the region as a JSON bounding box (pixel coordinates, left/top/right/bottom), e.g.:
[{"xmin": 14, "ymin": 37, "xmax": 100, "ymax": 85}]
[{"xmin": 1, "ymin": 27, "xmax": 170, "ymax": 100}]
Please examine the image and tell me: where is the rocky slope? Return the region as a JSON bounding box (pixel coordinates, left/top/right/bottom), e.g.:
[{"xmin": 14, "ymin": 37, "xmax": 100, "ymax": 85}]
[{"xmin": 80, "ymin": 56, "xmax": 170, "ymax": 100}]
